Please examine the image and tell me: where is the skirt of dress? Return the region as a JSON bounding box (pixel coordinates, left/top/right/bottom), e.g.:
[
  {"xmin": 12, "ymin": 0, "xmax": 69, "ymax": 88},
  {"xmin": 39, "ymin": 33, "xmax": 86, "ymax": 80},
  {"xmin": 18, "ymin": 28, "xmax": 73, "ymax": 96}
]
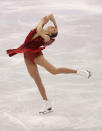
[{"xmin": 24, "ymin": 51, "xmax": 43, "ymax": 64}]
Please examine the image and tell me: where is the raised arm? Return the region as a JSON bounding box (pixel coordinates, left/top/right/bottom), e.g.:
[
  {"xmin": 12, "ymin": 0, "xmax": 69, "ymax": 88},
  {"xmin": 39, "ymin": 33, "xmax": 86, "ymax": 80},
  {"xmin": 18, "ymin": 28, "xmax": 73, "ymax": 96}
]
[
  {"xmin": 36, "ymin": 14, "xmax": 58, "ymax": 32},
  {"xmin": 48, "ymin": 14, "xmax": 57, "ymax": 28}
]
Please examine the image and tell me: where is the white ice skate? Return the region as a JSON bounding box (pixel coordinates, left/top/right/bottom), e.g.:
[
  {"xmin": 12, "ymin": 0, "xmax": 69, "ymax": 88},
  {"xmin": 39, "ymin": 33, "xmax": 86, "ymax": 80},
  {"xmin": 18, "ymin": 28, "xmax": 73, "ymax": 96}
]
[
  {"xmin": 39, "ymin": 100, "xmax": 53, "ymax": 114},
  {"xmin": 77, "ymin": 70, "xmax": 91, "ymax": 79}
]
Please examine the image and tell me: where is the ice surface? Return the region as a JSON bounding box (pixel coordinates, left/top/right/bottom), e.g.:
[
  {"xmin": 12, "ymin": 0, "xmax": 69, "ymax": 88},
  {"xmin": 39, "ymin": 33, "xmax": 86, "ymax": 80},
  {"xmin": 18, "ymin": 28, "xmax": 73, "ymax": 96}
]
[{"xmin": 0, "ymin": 0, "xmax": 102, "ymax": 131}]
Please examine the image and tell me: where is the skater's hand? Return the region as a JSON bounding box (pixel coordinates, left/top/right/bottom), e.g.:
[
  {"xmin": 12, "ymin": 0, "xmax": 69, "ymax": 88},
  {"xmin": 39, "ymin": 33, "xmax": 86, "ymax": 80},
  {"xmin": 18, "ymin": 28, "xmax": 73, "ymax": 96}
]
[{"xmin": 42, "ymin": 16, "xmax": 49, "ymax": 24}]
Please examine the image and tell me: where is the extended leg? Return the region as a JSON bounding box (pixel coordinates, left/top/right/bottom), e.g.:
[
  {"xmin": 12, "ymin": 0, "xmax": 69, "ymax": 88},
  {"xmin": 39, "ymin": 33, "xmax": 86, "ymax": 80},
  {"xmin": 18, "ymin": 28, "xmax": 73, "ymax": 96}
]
[{"xmin": 34, "ymin": 55, "xmax": 77, "ymax": 75}]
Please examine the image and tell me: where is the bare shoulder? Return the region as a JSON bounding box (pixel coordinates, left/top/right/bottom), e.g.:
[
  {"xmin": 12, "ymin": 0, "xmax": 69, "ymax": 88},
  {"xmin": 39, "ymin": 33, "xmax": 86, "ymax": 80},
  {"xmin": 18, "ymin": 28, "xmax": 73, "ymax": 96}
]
[
  {"xmin": 32, "ymin": 25, "xmax": 50, "ymax": 42},
  {"xmin": 41, "ymin": 34, "xmax": 50, "ymax": 42},
  {"xmin": 36, "ymin": 26, "xmax": 50, "ymax": 42}
]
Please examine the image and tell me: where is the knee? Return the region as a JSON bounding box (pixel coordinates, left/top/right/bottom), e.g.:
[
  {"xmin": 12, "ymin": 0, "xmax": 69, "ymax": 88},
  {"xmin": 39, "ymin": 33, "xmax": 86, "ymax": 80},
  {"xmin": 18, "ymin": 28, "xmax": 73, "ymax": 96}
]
[
  {"xmin": 30, "ymin": 72, "xmax": 42, "ymax": 82},
  {"xmin": 33, "ymin": 75, "xmax": 42, "ymax": 82},
  {"xmin": 51, "ymin": 68, "xmax": 58, "ymax": 75}
]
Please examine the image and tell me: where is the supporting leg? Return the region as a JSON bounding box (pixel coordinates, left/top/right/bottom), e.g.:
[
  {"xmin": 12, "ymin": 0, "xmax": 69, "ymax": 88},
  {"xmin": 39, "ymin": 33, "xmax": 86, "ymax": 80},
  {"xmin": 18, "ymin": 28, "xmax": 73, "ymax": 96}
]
[{"xmin": 24, "ymin": 57, "xmax": 48, "ymax": 100}]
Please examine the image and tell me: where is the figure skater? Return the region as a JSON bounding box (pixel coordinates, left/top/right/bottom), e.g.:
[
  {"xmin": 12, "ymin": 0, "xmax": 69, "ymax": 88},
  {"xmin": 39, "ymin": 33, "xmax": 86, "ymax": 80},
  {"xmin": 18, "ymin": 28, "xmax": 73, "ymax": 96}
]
[{"xmin": 6, "ymin": 14, "xmax": 91, "ymax": 114}]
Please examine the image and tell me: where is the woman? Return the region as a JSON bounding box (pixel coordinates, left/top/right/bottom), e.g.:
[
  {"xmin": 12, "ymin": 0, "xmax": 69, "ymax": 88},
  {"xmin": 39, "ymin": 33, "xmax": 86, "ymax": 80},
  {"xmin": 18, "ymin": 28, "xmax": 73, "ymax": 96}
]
[{"xmin": 6, "ymin": 14, "xmax": 91, "ymax": 114}]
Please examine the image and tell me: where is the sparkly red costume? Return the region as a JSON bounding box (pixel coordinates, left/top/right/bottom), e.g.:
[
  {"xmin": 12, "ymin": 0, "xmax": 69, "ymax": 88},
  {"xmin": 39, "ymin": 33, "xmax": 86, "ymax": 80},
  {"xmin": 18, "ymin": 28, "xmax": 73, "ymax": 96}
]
[{"xmin": 6, "ymin": 28, "xmax": 55, "ymax": 64}]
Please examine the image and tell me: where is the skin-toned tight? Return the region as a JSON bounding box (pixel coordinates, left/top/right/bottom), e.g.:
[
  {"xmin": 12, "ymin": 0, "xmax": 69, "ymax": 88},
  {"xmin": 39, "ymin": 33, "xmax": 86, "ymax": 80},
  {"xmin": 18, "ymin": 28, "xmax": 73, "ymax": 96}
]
[{"xmin": 24, "ymin": 55, "xmax": 77, "ymax": 100}]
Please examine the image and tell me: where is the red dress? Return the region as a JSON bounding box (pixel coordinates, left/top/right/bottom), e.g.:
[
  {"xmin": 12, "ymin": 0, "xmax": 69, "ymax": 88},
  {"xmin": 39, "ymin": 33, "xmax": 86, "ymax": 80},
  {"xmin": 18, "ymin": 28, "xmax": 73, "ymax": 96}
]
[{"xmin": 6, "ymin": 27, "xmax": 55, "ymax": 64}]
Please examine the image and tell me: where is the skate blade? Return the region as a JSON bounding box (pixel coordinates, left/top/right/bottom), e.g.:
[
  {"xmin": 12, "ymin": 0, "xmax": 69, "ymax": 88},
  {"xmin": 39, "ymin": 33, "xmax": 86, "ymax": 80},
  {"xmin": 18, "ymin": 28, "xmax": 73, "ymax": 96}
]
[
  {"xmin": 39, "ymin": 108, "xmax": 53, "ymax": 114},
  {"xmin": 87, "ymin": 70, "xmax": 91, "ymax": 79}
]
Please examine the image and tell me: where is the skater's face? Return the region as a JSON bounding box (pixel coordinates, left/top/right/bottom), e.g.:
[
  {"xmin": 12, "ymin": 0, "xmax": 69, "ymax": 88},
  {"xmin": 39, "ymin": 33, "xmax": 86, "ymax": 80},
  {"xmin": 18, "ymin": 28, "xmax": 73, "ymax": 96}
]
[
  {"xmin": 48, "ymin": 26, "xmax": 57, "ymax": 34},
  {"xmin": 46, "ymin": 26, "xmax": 58, "ymax": 38}
]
